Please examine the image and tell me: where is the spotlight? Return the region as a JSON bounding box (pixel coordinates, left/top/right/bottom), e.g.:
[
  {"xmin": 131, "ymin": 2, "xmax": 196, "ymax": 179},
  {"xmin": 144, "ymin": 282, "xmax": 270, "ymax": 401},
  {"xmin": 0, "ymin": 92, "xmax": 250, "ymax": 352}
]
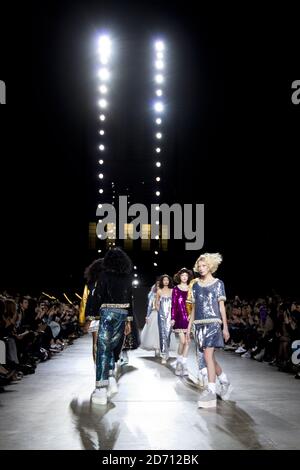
[
  {"xmin": 99, "ymin": 129, "xmax": 105, "ymax": 135},
  {"xmin": 98, "ymin": 204, "xmax": 102, "ymax": 208},
  {"xmin": 153, "ymin": 262, "xmax": 158, "ymax": 266},
  {"xmin": 132, "ymin": 279, "xmax": 139, "ymax": 286},
  {"xmin": 99, "ymin": 144, "xmax": 105, "ymax": 151},
  {"xmin": 156, "ymin": 177, "xmax": 160, "ymax": 181},
  {"xmin": 99, "ymin": 189, "xmax": 104, "ymax": 194},
  {"xmin": 156, "ymin": 118, "xmax": 162, "ymax": 125},
  {"xmin": 155, "ymin": 41, "xmax": 165, "ymax": 51},
  {"xmin": 156, "ymin": 191, "xmax": 160, "ymax": 196},
  {"xmin": 156, "ymin": 89, "xmax": 163, "ymax": 96},
  {"xmin": 156, "ymin": 147, "xmax": 161, "ymax": 153},
  {"xmin": 99, "ymin": 159, "xmax": 104, "ymax": 164},
  {"xmin": 134, "ymin": 266, "xmax": 137, "ymax": 269},
  {"xmin": 156, "ymin": 132, "xmax": 162, "ymax": 139},
  {"xmin": 99, "ymin": 85, "xmax": 108, "ymax": 94},
  {"xmin": 98, "ymin": 249, "xmax": 102, "ymax": 253},
  {"xmin": 156, "ymin": 162, "xmax": 161, "ymax": 167},
  {"xmin": 154, "ymin": 251, "xmax": 158, "ymax": 255},
  {"xmin": 97, "ymin": 234, "xmax": 102, "ymax": 238},
  {"xmin": 100, "ymin": 114, "xmax": 106, "ymax": 121},
  {"xmin": 155, "ymin": 235, "xmax": 159, "ymax": 240},
  {"xmin": 154, "ymin": 102, "xmax": 164, "ymax": 112},
  {"xmin": 99, "ymin": 98, "xmax": 108, "ymax": 108},
  {"xmin": 98, "ymin": 35, "xmax": 111, "ymax": 55},
  {"xmin": 98, "ymin": 68, "xmax": 110, "ymax": 81},
  {"xmin": 99, "ymin": 173, "xmax": 104, "ymax": 179},
  {"xmin": 156, "ymin": 52, "xmax": 163, "ymax": 59},
  {"xmin": 134, "ymin": 273, "xmax": 138, "ymax": 277},
  {"xmin": 155, "ymin": 206, "xmax": 160, "ymax": 211},
  {"xmin": 155, "ymin": 60, "xmax": 164, "ymax": 69},
  {"xmin": 155, "ymin": 74, "xmax": 164, "ymax": 84},
  {"xmin": 156, "ymin": 221, "xmax": 159, "ymax": 225}
]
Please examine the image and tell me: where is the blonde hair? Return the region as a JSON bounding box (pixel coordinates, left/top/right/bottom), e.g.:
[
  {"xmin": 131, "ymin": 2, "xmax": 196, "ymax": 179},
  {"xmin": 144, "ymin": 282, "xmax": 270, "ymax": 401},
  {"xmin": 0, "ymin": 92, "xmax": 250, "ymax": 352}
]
[{"xmin": 193, "ymin": 252, "xmax": 223, "ymax": 274}]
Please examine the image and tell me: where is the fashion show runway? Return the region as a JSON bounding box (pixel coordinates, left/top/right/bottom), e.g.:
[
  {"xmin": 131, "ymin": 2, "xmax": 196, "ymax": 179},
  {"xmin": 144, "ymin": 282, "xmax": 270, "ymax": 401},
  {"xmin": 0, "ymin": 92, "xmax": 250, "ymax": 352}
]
[{"xmin": 0, "ymin": 334, "xmax": 299, "ymax": 450}]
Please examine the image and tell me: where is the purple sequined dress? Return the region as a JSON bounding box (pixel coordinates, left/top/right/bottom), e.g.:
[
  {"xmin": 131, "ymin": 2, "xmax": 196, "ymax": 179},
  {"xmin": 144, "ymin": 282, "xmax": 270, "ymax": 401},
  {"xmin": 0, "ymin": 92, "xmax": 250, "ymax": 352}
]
[{"xmin": 171, "ymin": 286, "xmax": 189, "ymax": 333}]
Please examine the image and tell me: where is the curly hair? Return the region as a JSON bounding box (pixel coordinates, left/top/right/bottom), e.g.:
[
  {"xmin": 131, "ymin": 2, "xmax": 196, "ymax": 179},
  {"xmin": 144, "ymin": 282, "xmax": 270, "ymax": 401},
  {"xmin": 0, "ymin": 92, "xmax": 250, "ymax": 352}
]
[
  {"xmin": 84, "ymin": 258, "xmax": 103, "ymax": 283},
  {"xmin": 103, "ymin": 247, "xmax": 133, "ymax": 274},
  {"xmin": 158, "ymin": 274, "xmax": 173, "ymax": 289},
  {"xmin": 173, "ymin": 267, "xmax": 194, "ymax": 285},
  {"xmin": 193, "ymin": 252, "xmax": 223, "ymax": 274}
]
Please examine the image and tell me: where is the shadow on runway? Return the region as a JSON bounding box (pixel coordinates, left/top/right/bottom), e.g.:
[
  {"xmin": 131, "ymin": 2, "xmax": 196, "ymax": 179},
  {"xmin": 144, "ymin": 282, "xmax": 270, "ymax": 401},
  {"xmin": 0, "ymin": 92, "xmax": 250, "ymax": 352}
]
[{"xmin": 69, "ymin": 397, "xmax": 120, "ymax": 450}]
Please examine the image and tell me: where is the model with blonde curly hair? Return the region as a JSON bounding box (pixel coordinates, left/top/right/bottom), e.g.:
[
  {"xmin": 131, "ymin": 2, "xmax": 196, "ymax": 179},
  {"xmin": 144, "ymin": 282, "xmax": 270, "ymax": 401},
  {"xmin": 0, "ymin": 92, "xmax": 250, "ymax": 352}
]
[{"xmin": 187, "ymin": 252, "xmax": 233, "ymax": 408}]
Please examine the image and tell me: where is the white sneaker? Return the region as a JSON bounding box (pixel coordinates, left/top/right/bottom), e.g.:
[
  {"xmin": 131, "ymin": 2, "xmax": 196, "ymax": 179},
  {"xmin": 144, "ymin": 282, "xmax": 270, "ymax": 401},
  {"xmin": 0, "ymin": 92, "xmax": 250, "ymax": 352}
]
[
  {"xmin": 197, "ymin": 388, "xmax": 217, "ymax": 408},
  {"xmin": 91, "ymin": 388, "xmax": 107, "ymax": 405},
  {"xmin": 235, "ymin": 346, "xmax": 246, "ymax": 354},
  {"xmin": 155, "ymin": 349, "xmax": 161, "ymax": 358},
  {"xmin": 182, "ymin": 365, "xmax": 189, "ymax": 377},
  {"xmin": 175, "ymin": 362, "xmax": 183, "ymax": 375},
  {"xmin": 218, "ymin": 382, "xmax": 233, "ymax": 401},
  {"xmin": 198, "ymin": 371, "xmax": 208, "ymax": 387},
  {"xmin": 241, "ymin": 350, "xmax": 251, "ymax": 358},
  {"xmin": 161, "ymin": 358, "xmax": 167, "ymax": 364},
  {"xmin": 107, "ymin": 376, "xmax": 118, "ymax": 397}
]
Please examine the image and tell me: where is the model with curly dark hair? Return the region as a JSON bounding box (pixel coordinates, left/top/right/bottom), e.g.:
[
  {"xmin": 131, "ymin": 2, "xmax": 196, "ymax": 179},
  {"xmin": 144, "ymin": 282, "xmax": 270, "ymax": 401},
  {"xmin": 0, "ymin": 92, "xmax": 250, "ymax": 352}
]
[{"xmin": 171, "ymin": 268, "xmax": 194, "ymax": 376}]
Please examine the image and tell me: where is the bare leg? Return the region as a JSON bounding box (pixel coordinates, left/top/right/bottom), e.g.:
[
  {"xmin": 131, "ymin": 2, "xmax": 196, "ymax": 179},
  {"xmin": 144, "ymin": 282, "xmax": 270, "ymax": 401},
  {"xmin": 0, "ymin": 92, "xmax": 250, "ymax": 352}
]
[
  {"xmin": 214, "ymin": 357, "xmax": 222, "ymax": 376},
  {"xmin": 177, "ymin": 332, "xmax": 185, "ymax": 356},
  {"xmin": 182, "ymin": 333, "xmax": 189, "ymax": 358},
  {"xmin": 204, "ymin": 347, "xmax": 216, "ymax": 383}
]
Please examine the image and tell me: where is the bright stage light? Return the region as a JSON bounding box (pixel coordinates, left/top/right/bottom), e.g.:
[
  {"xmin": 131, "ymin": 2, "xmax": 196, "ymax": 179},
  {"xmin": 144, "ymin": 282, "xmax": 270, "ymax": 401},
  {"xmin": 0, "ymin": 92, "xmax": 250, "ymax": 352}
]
[
  {"xmin": 98, "ymin": 234, "xmax": 102, "ymax": 238},
  {"xmin": 154, "ymin": 251, "xmax": 158, "ymax": 255},
  {"xmin": 100, "ymin": 114, "xmax": 106, "ymax": 121},
  {"xmin": 156, "ymin": 221, "xmax": 159, "ymax": 225},
  {"xmin": 155, "ymin": 206, "xmax": 159, "ymax": 211},
  {"xmin": 134, "ymin": 273, "xmax": 138, "ymax": 277},
  {"xmin": 99, "ymin": 98, "xmax": 107, "ymax": 108},
  {"xmin": 156, "ymin": 118, "xmax": 162, "ymax": 125},
  {"xmin": 99, "ymin": 159, "xmax": 104, "ymax": 164},
  {"xmin": 99, "ymin": 189, "xmax": 104, "ymax": 194},
  {"xmin": 99, "ymin": 129, "xmax": 105, "ymax": 135},
  {"xmin": 99, "ymin": 173, "xmax": 104, "ymax": 179},
  {"xmin": 153, "ymin": 262, "xmax": 158, "ymax": 266},
  {"xmin": 155, "ymin": 74, "xmax": 164, "ymax": 84},
  {"xmin": 156, "ymin": 177, "xmax": 160, "ymax": 181},
  {"xmin": 156, "ymin": 162, "xmax": 161, "ymax": 167},
  {"xmin": 99, "ymin": 144, "xmax": 105, "ymax": 151},
  {"xmin": 154, "ymin": 102, "xmax": 164, "ymax": 112},
  {"xmin": 156, "ymin": 191, "xmax": 160, "ymax": 196},
  {"xmin": 98, "ymin": 68, "xmax": 110, "ymax": 81},
  {"xmin": 133, "ymin": 279, "xmax": 139, "ymax": 286},
  {"xmin": 99, "ymin": 85, "xmax": 108, "ymax": 94},
  {"xmin": 156, "ymin": 147, "xmax": 161, "ymax": 153},
  {"xmin": 156, "ymin": 132, "xmax": 162, "ymax": 139},
  {"xmin": 155, "ymin": 41, "xmax": 165, "ymax": 51},
  {"xmin": 155, "ymin": 60, "xmax": 164, "ymax": 69},
  {"xmin": 156, "ymin": 89, "xmax": 163, "ymax": 96},
  {"xmin": 98, "ymin": 35, "xmax": 111, "ymax": 62},
  {"xmin": 134, "ymin": 266, "xmax": 137, "ymax": 269},
  {"xmin": 98, "ymin": 249, "xmax": 102, "ymax": 253},
  {"xmin": 156, "ymin": 51, "xmax": 163, "ymax": 59},
  {"xmin": 98, "ymin": 204, "xmax": 102, "ymax": 208}
]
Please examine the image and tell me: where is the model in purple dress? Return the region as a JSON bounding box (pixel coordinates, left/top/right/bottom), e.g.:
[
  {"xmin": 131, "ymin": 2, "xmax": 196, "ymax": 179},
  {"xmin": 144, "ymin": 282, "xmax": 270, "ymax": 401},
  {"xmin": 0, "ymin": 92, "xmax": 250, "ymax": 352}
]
[{"xmin": 171, "ymin": 268, "xmax": 194, "ymax": 376}]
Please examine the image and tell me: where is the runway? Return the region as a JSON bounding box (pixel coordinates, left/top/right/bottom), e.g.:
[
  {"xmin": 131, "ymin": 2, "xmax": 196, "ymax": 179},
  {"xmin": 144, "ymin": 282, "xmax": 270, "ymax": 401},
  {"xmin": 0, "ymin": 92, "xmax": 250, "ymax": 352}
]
[{"xmin": 0, "ymin": 334, "xmax": 299, "ymax": 450}]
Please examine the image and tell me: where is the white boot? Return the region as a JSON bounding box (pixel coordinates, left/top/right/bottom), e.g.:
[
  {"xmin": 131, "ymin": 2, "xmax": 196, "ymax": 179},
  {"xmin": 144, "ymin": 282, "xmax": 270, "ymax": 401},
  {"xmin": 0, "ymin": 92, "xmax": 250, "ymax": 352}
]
[
  {"xmin": 107, "ymin": 376, "xmax": 118, "ymax": 397},
  {"xmin": 91, "ymin": 387, "xmax": 107, "ymax": 405}
]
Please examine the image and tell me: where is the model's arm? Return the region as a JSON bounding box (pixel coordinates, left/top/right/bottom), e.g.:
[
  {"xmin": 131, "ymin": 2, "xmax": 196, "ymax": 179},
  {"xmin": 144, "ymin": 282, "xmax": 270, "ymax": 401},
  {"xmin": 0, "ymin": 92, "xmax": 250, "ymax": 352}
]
[
  {"xmin": 186, "ymin": 304, "xmax": 195, "ymax": 344},
  {"xmin": 219, "ymin": 301, "xmax": 230, "ymax": 342}
]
